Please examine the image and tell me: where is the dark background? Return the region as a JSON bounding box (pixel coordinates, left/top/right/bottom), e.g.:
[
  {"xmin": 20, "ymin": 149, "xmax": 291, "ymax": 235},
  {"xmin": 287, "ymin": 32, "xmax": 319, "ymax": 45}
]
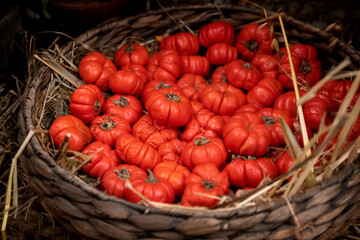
[{"xmin": 1, "ymin": 0, "xmax": 360, "ymax": 239}]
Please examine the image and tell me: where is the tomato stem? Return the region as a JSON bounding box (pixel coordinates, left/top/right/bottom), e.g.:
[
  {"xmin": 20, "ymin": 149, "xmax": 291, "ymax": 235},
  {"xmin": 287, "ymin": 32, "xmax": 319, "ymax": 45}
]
[
  {"xmin": 194, "ymin": 137, "xmax": 210, "ymax": 146},
  {"xmin": 156, "ymin": 82, "xmax": 172, "ymax": 89},
  {"xmin": 243, "ymin": 39, "xmax": 259, "ymax": 53},
  {"xmin": 100, "ymin": 120, "xmax": 117, "ymax": 130},
  {"xmin": 125, "ymin": 44, "xmax": 134, "ymax": 53},
  {"xmin": 202, "ymin": 180, "xmax": 215, "ymax": 190},
  {"xmin": 262, "ymin": 115, "xmax": 278, "ymax": 126},
  {"xmin": 145, "ymin": 169, "xmax": 159, "ymax": 184},
  {"xmin": 166, "ymin": 93, "xmax": 180, "ymax": 102},
  {"xmin": 94, "ymin": 100, "xmax": 101, "ymax": 112},
  {"xmin": 243, "ymin": 63, "xmax": 253, "ymax": 70},
  {"xmin": 113, "ymin": 97, "xmax": 129, "ymax": 108},
  {"xmin": 114, "ymin": 168, "xmax": 131, "ymax": 180},
  {"xmin": 300, "ymin": 59, "xmax": 311, "ymax": 75}
]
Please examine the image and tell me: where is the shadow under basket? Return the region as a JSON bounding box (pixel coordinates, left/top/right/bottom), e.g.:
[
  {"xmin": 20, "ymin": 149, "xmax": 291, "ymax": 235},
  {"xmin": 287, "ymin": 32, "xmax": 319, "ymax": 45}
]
[{"xmin": 19, "ymin": 4, "xmax": 360, "ymax": 240}]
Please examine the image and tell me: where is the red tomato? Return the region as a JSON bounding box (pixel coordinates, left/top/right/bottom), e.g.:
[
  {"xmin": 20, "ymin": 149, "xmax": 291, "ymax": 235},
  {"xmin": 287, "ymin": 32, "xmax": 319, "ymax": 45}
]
[
  {"xmin": 158, "ymin": 139, "xmax": 187, "ymax": 163},
  {"xmin": 132, "ymin": 114, "xmax": 178, "ymax": 149},
  {"xmin": 113, "ymin": 43, "xmax": 149, "ymax": 68},
  {"xmin": 200, "ymin": 82, "xmax": 246, "ymax": 116},
  {"xmin": 251, "ymin": 54, "xmax": 279, "ymax": 79},
  {"xmin": 146, "ymin": 49, "xmax": 181, "ymax": 82},
  {"xmin": 181, "ymin": 108, "xmax": 225, "ymax": 142},
  {"xmin": 115, "ymin": 133, "xmax": 161, "ymax": 170},
  {"xmin": 235, "ymin": 23, "xmax": 274, "ymax": 61},
  {"xmin": 181, "ymin": 181, "xmax": 225, "ymax": 207},
  {"xmin": 277, "ymin": 44, "xmax": 322, "ymax": 89},
  {"xmin": 180, "ymin": 55, "xmax": 210, "ymax": 76},
  {"xmin": 141, "ymin": 79, "xmax": 181, "ymax": 103},
  {"xmin": 223, "ymin": 157, "xmax": 278, "ymax": 188},
  {"xmin": 89, "ymin": 114, "xmax": 131, "ymax": 148},
  {"xmin": 206, "ymin": 43, "xmax": 238, "ymax": 65},
  {"xmin": 80, "ymin": 142, "xmax": 121, "ymax": 179},
  {"xmin": 108, "ymin": 63, "xmax": 147, "ymax": 95},
  {"xmin": 199, "ymin": 21, "xmax": 235, "ymax": 48},
  {"xmin": 191, "ymin": 101, "xmax": 205, "ymax": 115},
  {"xmin": 69, "ymin": 84, "xmax": 105, "ymax": 124},
  {"xmin": 224, "ymin": 59, "xmax": 263, "ymax": 91},
  {"xmin": 181, "ymin": 136, "xmax": 227, "ymax": 170},
  {"xmin": 176, "ymin": 74, "xmax": 208, "ymax": 102},
  {"xmin": 246, "ymin": 78, "xmax": 283, "ymax": 108},
  {"xmin": 256, "ymin": 108, "xmax": 294, "ymax": 147},
  {"xmin": 153, "ymin": 161, "xmax": 191, "ymax": 197},
  {"xmin": 235, "ymin": 104, "xmax": 262, "ymax": 114},
  {"xmin": 185, "ymin": 163, "xmax": 230, "ymax": 194},
  {"xmin": 78, "ymin": 52, "xmax": 117, "ymax": 91},
  {"xmin": 144, "ymin": 88, "xmax": 193, "ymax": 127},
  {"xmin": 101, "ymin": 164, "xmax": 148, "ymax": 199},
  {"xmin": 160, "ymin": 32, "xmax": 200, "ymax": 55},
  {"xmin": 49, "ymin": 115, "xmax": 91, "ymax": 152},
  {"xmin": 124, "ymin": 169, "xmax": 175, "ymax": 204},
  {"xmin": 103, "ymin": 94, "xmax": 143, "ymax": 126},
  {"xmin": 223, "ymin": 112, "xmax": 271, "ymax": 157},
  {"xmin": 273, "ymin": 90, "xmax": 307, "ymax": 118},
  {"xmin": 211, "ymin": 66, "xmax": 228, "ymax": 84},
  {"xmin": 293, "ymin": 119, "xmax": 314, "ymax": 148}
]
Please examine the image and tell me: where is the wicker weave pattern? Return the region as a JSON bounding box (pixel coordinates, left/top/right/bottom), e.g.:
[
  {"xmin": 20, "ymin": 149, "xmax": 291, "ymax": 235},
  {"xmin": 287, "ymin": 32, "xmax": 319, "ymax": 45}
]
[{"xmin": 19, "ymin": 4, "xmax": 360, "ymax": 240}]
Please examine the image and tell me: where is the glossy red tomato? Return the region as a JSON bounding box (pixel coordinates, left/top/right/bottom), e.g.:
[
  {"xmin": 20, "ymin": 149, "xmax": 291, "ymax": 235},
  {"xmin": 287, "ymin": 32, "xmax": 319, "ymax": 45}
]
[
  {"xmin": 246, "ymin": 78, "xmax": 283, "ymax": 108},
  {"xmin": 181, "ymin": 136, "xmax": 227, "ymax": 170},
  {"xmin": 49, "ymin": 115, "xmax": 91, "ymax": 152},
  {"xmin": 180, "ymin": 55, "xmax": 210, "ymax": 76},
  {"xmin": 69, "ymin": 84, "xmax": 105, "ymax": 124},
  {"xmin": 223, "ymin": 112, "xmax": 271, "ymax": 157},
  {"xmin": 80, "ymin": 142, "xmax": 121, "ymax": 179},
  {"xmin": 115, "ymin": 133, "xmax": 161, "ymax": 170},
  {"xmin": 108, "ymin": 63, "xmax": 147, "ymax": 95},
  {"xmin": 103, "ymin": 94, "xmax": 143, "ymax": 126},
  {"xmin": 89, "ymin": 114, "xmax": 131, "ymax": 148},
  {"xmin": 224, "ymin": 59, "xmax": 263, "ymax": 91},
  {"xmin": 206, "ymin": 42, "xmax": 238, "ymax": 65},
  {"xmin": 200, "ymin": 82, "xmax": 246, "ymax": 116},
  {"xmin": 250, "ymin": 54, "xmax": 279, "ymax": 79},
  {"xmin": 124, "ymin": 169, "xmax": 175, "ymax": 204},
  {"xmin": 101, "ymin": 164, "xmax": 148, "ymax": 199},
  {"xmin": 211, "ymin": 66, "xmax": 228, "ymax": 84},
  {"xmin": 78, "ymin": 52, "xmax": 117, "ymax": 91},
  {"xmin": 273, "ymin": 90, "xmax": 308, "ymax": 118},
  {"xmin": 144, "ymin": 88, "xmax": 193, "ymax": 127},
  {"xmin": 153, "ymin": 161, "xmax": 191, "ymax": 197},
  {"xmin": 132, "ymin": 114, "xmax": 178, "ymax": 149},
  {"xmin": 158, "ymin": 139, "xmax": 187, "ymax": 163},
  {"xmin": 181, "ymin": 180, "xmax": 225, "ymax": 207},
  {"xmin": 146, "ymin": 49, "xmax": 181, "ymax": 82},
  {"xmin": 235, "ymin": 23, "xmax": 274, "ymax": 61},
  {"xmin": 235, "ymin": 103, "xmax": 262, "ymax": 114},
  {"xmin": 113, "ymin": 43, "xmax": 149, "ymax": 68},
  {"xmin": 191, "ymin": 101, "xmax": 205, "ymax": 115},
  {"xmin": 160, "ymin": 32, "xmax": 200, "ymax": 55},
  {"xmin": 223, "ymin": 157, "xmax": 278, "ymax": 188},
  {"xmin": 141, "ymin": 79, "xmax": 181, "ymax": 103},
  {"xmin": 176, "ymin": 74, "xmax": 208, "ymax": 102},
  {"xmin": 199, "ymin": 21, "xmax": 235, "ymax": 48},
  {"xmin": 277, "ymin": 44, "xmax": 322, "ymax": 89}
]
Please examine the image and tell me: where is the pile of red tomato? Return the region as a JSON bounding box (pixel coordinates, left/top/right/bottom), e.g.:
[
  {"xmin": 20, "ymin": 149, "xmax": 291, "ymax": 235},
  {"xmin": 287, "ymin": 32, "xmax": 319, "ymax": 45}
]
[{"xmin": 49, "ymin": 21, "xmax": 360, "ymax": 207}]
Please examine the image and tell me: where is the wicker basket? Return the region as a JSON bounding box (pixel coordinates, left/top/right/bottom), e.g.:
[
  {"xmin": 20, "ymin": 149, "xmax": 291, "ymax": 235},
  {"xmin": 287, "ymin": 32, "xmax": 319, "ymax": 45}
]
[{"xmin": 18, "ymin": 4, "xmax": 360, "ymax": 240}]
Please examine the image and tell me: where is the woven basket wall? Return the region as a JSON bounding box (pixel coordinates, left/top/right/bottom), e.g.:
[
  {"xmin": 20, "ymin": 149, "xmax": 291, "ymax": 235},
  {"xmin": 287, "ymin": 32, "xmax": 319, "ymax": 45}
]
[{"xmin": 18, "ymin": 4, "xmax": 360, "ymax": 240}]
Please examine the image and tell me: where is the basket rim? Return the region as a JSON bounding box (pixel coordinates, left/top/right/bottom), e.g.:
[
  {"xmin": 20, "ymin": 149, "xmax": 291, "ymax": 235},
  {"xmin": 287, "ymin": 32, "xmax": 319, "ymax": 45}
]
[{"xmin": 21, "ymin": 3, "xmax": 360, "ymax": 217}]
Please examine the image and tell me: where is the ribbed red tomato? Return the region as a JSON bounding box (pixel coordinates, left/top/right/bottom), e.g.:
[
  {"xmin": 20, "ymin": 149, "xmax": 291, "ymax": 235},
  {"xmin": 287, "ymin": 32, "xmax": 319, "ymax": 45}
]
[
  {"xmin": 180, "ymin": 55, "xmax": 210, "ymax": 76},
  {"xmin": 153, "ymin": 161, "xmax": 191, "ymax": 197},
  {"xmin": 115, "ymin": 133, "xmax": 161, "ymax": 171},
  {"xmin": 176, "ymin": 74, "xmax": 208, "ymax": 102},
  {"xmin": 141, "ymin": 79, "xmax": 181, "ymax": 103},
  {"xmin": 113, "ymin": 43, "xmax": 149, "ymax": 68},
  {"xmin": 250, "ymin": 54, "xmax": 279, "ymax": 79},
  {"xmin": 80, "ymin": 142, "xmax": 121, "ymax": 179},
  {"xmin": 144, "ymin": 88, "xmax": 193, "ymax": 127},
  {"xmin": 223, "ymin": 157, "xmax": 278, "ymax": 188},
  {"xmin": 49, "ymin": 115, "xmax": 91, "ymax": 152},
  {"xmin": 273, "ymin": 90, "xmax": 307, "ymax": 118},
  {"xmin": 69, "ymin": 84, "xmax": 105, "ymax": 124},
  {"xmin": 235, "ymin": 23, "xmax": 274, "ymax": 61},
  {"xmin": 211, "ymin": 66, "xmax": 227, "ymax": 84},
  {"xmin": 246, "ymin": 78, "xmax": 283, "ymax": 108},
  {"xmin": 124, "ymin": 169, "xmax": 175, "ymax": 204},
  {"xmin": 181, "ymin": 136, "xmax": 227, "ymax": 170},
  {"xmin": 132, "ymin": 114, "xmax": 178, "ymax": 149},
  {"xmin": 199, "ymin": 21, "xmax": 235, "ymax": 48},
  {"xmin": 78, "ymin": 52, "xmax": 117, "ymax": 91},
  {"xmin": 160, "ymin": 32, "xmax": 200, "ymax": 55},
  {"xmin": 101, "ymin": 164, "xmax": 148, "ymax": 199},
  {"xmin": 103, "ymin": 94, "xmax": 143, "ymax": 126},
  {"xmin": 200, "ymin": 82, "xmax": 246, "ymax": 116},
  {"xmin": 146, "ymin": 49, "xmax": 181, "ymax": 82},
  {"xmin": 223, "ymin": 112, "xmax": 271, "ymax": 157},
  {"xmin": 158, "ymin": 139, "xmax": 187, "ymax": 163},
  {"xmin": 224, "ymin": 59, "xmax": 263, "ymax": 91},
  {"xmin": 89, "ymin": 114, "xmax": 131, "ymax": 148},
  {"xmin": 206, "ymin": 42, "xmax": 238, "ymax": 65},
  {"xmin": 235, "ymin": 104, "xmax": 262, "ymax": 114}
]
